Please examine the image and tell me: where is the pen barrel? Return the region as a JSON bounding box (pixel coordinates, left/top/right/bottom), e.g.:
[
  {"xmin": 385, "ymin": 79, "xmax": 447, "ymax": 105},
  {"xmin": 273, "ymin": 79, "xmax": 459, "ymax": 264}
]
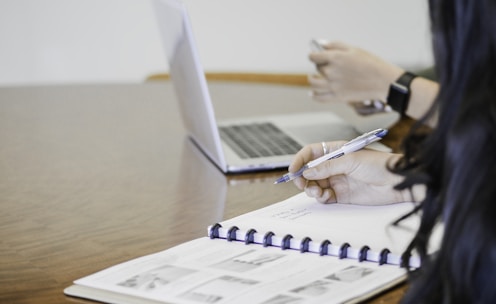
[
  {"xmin": 294, "ymin": 165, "xmax": 308, "ymax": 178},
  {"xmin": 342, "ymin": 141, "xmax": 367, "ymax": 154},
  {"xmin": 342, "ymin": 135, "xmax": 381, "ymax": 153},
  {"xmin": 306, "ymin": 149, "xmax": 343, "ymax": 168}
]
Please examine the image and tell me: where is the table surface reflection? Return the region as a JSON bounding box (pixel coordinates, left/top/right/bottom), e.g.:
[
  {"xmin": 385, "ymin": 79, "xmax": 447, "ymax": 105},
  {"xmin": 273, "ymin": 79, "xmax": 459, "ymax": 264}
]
[{"xmin": 0, "ymin": 81, "xmax": 410, "ymax": 303}]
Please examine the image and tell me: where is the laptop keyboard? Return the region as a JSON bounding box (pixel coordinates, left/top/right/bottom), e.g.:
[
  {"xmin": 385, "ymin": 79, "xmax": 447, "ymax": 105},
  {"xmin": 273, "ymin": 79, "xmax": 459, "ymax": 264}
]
[{"xmin": 219, "ymin": 122, "xmax": 302, "ymax": 159}]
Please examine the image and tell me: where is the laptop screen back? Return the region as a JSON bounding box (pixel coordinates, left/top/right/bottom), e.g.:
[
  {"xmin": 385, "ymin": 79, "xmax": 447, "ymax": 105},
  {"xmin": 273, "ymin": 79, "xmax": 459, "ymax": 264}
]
[{"xmin": 153, "ymin": 0, "xmax": 228, "ymax": 171}]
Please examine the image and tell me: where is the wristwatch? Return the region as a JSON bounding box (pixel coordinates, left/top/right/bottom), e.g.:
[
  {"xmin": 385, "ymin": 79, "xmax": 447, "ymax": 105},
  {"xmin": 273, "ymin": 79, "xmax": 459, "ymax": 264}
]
[{"xmin": 386, "ymin": 71, "xmax": 417, "ymax": 115}]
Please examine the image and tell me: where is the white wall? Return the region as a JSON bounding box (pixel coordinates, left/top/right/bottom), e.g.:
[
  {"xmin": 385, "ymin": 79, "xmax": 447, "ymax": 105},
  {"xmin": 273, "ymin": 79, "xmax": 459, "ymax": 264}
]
[{"xmin": 0, "ymin": 0, "xmax": 433, "ymax": 86}]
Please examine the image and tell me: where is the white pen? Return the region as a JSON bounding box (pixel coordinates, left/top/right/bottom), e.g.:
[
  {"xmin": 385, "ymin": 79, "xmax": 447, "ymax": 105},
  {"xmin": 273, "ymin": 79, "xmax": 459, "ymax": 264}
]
[{"xmin": 274, "ymin": 128, "xmax": 388, "ymax": 184}]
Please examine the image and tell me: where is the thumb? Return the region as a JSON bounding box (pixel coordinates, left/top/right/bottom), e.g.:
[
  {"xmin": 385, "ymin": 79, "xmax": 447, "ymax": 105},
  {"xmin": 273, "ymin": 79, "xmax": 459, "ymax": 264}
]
[{"xmin": 308, "ymin": 52, "xmax": 330, "ymax": 65}]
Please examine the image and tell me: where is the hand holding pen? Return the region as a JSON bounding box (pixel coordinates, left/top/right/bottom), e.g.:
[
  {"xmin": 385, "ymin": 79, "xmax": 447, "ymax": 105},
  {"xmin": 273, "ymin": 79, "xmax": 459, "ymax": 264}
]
[{"xmin": 274, "ymin": 129, "xmax": 388, "ymax": 184}]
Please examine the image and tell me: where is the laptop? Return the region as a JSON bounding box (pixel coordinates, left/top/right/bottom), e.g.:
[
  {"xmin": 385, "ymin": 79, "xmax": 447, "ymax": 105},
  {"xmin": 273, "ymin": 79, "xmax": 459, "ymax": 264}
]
[{"xmin": 153, "ymin": 0, "xmax": 363, "ymax": 173}]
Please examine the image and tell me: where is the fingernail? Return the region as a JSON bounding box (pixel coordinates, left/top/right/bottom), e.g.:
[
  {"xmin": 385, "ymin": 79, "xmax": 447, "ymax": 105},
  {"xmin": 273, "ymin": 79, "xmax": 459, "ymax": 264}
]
[{"xmin": 309, "ymin": 187, "xmax": 319, "ymax": 197}]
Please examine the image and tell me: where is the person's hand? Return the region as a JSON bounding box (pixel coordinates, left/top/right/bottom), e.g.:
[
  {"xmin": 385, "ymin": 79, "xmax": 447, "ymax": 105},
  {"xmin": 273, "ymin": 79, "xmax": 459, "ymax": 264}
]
[
  {"xmin": 289, "ymin": 141, "xmax": 408, "ymax": 205},
  {"xmin": 308, "ymin": 41, "xmax": 404, "ymax": 103}
]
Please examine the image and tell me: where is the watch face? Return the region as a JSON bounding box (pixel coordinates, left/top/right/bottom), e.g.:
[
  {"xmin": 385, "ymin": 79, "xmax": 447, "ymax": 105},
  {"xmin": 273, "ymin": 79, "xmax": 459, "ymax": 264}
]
[
  {"xmin": 387, "ymin": 72, "xmax": 416, "ymax": 115},
  {"xmin": 387, "ymin": 87, "xmax": 409, "ymax": 114},
  {"xmin": 391, "ymin": 82, "xmax": 409, "ymax": 94}
]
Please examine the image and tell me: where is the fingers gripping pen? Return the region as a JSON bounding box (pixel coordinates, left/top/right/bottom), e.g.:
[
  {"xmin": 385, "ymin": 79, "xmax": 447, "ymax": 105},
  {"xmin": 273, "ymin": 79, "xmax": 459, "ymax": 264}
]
[{"xmin": 274, "ymin": 129, "xmax": 388, "ymax": 184}]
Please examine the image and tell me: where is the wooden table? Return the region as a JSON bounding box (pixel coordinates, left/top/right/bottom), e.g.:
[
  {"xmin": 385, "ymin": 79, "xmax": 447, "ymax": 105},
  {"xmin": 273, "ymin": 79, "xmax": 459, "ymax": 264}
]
[{"xmin": 0, "ymin": 81, "xmax": 409, "ymax": 303}]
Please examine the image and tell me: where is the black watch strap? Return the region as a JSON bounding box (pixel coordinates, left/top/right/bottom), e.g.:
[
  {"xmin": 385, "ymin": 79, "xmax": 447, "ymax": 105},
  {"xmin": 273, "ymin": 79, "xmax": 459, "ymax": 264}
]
[{"xmin": 387, "ymin": 72, "xmax": 417, "ymax": 115}]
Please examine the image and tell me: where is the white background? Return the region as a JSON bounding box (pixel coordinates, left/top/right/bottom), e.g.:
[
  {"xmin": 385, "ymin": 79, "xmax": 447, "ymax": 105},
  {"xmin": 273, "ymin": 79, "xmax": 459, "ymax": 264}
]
[{"xmin": 0, "ymin": 0, "xmax": 433, "ymax": 86}]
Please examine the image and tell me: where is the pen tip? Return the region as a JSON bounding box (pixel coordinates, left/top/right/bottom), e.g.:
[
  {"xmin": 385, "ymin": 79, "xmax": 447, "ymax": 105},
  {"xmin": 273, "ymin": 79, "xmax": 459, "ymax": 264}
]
[{"xmin": 274, "ymin": 176, "xmax": 288, "ymax": 184}]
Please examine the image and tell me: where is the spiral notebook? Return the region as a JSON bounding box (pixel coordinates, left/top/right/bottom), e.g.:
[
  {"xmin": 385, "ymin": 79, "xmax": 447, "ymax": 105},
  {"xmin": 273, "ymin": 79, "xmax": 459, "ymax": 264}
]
[{"xmin": 64, "ymin": 193, "xmax": 442, "ymax": 304}]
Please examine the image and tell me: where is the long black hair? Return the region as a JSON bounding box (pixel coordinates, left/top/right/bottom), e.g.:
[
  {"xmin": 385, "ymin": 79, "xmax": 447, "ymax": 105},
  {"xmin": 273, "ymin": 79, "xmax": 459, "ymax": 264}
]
[{"xmin": 392, "ymin": 0, "xmax": 496, "ymax": 302}]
